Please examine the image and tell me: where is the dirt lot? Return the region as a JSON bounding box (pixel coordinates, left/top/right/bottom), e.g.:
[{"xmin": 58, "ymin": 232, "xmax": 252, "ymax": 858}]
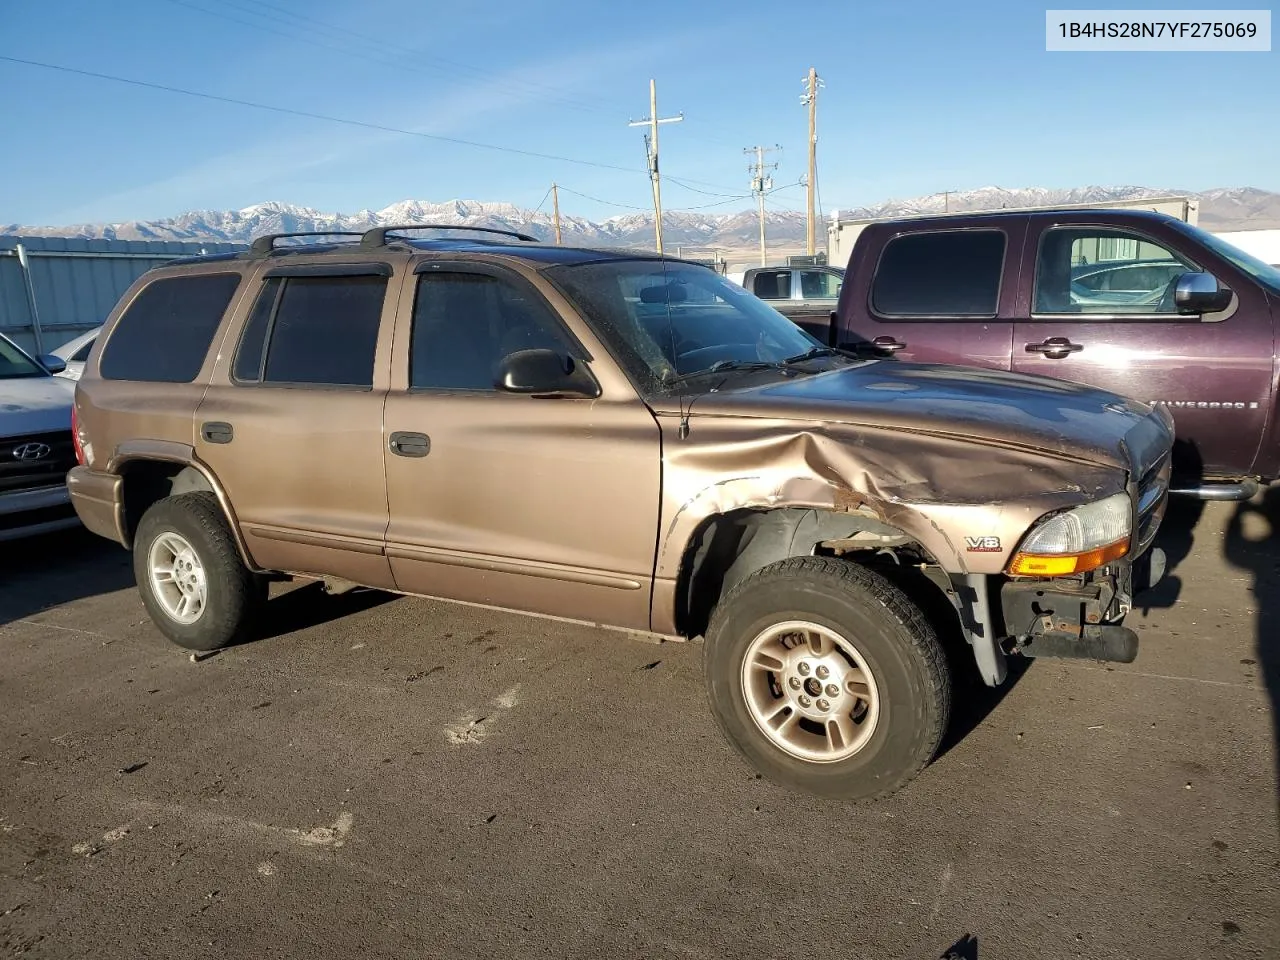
[{"xmin": 2, "ymin": 494, "xmax": 1278, "ymax": 960}]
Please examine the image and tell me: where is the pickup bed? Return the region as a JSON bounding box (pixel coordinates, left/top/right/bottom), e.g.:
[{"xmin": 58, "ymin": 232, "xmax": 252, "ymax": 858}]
[{"xmin": 773, "ymin": 209, "xmax": 1280, "ymax": 500}]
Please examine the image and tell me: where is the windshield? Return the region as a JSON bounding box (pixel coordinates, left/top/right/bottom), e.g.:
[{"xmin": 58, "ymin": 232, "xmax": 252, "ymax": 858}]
[
  {"xmin": 546, "ymin": 259, "xmax": 825, "ymax": 393},
  {"xmin": 0, "ymin": 334, "xmax": 48, "ymax": 380},
  {"xmin": 1174, "ymin": 221, "xmax": 1280, "ymax": 293}
]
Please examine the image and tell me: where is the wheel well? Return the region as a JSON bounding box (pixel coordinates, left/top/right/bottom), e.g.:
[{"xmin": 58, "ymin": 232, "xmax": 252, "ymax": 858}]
[
  {"xmin": 119, "ymin": 460, "xmax": 213, "ymax": 546},
  {"xmin": 675, "ymin": 507, "xmax": 955, "ymax": 639}
]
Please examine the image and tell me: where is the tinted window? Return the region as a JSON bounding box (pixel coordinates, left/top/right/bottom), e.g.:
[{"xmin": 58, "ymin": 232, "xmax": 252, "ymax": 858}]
[
  {"xmin": 0, "ymin": 334, "xmax": 44, "ymax": 379},
  {"xmin": 236, "ymin": 275, "xmax": 385, "ymax": 386},
  {"xmin": 751, "ymin": 270, "xmax": 792, "ymax": 300},
  {"xmin": 1036, "ymin": 228, "xmax": 1194, "ymax": 315},
  {"xmin": 871, "ymin": 231, "xmax": 1005, "ymax": 317},
  {"xmin": 411, "ymin": 272, "xmax": 571, "ymax": 390},
  {"xmin": 99, "ymin": 273, "xmax": 241, "ymax": 382},
  {"xmin": 232, "ymin": 278, "xmax": 281, "ymax": 381},
  {"xmin": 799, "ymin": 270, "xmax": 841, "ymax": 299}
]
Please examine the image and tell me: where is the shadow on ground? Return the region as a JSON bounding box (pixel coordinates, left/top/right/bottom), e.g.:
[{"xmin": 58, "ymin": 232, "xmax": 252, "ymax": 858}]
[
  {"xmin": 0, "ymin": 526, "xmax": 134, "ymax": 628},
  {"xmin": 1221, "ymin": 485, "xmax": 1280, "ymax": 826},
  {"xmin": 251, "ymin": 580, "xmax": 397, "ymax": 643}
]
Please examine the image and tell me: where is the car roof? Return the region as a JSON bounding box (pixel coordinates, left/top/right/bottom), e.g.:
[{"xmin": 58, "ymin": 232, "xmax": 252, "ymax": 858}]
[
  {"xmin": 875, "ymin": 207, "xmax": 1185, "ymax": 229},
  {"xmin": 162, "ymin": 236, "xmax": 683, "ymax": 270}
]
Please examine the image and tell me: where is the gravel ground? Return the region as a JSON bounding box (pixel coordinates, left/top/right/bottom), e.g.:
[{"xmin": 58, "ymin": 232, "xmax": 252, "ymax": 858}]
[{"xmin": 1, "ymin": 494, "xmax": 1277, "ymax": 960}]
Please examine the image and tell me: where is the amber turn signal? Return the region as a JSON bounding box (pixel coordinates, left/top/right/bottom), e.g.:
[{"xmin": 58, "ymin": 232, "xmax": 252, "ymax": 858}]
[{"xmin": 1008, "ymin": 538, "xmax": 1129, "ymax": 577}]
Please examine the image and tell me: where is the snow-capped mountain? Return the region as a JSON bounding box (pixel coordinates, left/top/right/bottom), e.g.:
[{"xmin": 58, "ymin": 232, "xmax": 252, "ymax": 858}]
[{"xmin": 5, "ymin": 186, "xmax": 1277, "ymax": 248}]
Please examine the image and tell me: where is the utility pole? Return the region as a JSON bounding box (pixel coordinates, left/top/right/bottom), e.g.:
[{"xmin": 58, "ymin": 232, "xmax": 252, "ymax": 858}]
[
  {"xmin": 800, "ymin": 67, "xmax": 824, "ymax": 256},
  {"xmin": 745, "ymin": 144, "xmax": 780, "ymax": 266},
  {"xmin": 551, "ymin": 182, "xmax": 562, "ymax": 245},
  {"xmin": 628, "ymin": 79, "xmax": 683, "ymax": 254}
]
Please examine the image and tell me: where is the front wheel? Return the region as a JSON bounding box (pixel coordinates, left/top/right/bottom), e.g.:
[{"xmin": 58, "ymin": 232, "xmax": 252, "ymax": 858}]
[
  {"xmin": 704, "ymin": 556, "xmax": 952, "ymax": 801},
  {"xmin": 133, "ymin": 492, "xmax": 265, "ymax": 651}
]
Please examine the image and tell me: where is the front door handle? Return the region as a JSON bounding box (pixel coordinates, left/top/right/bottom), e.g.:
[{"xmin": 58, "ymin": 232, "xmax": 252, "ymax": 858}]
[
  {"xmin": 869, "ymin": 336, "xmax": 907, "ymax": 355},
  {"xmin": 389, "ymin": 431, "xmax": 431, "ymax": 458},
  {"xmin": 201, "ymin": 421, "xmax": 233, "ymax": 444},
  {"xmin": 1026, "ymin": 337, "xmax": 1083, "ymax": 360}
]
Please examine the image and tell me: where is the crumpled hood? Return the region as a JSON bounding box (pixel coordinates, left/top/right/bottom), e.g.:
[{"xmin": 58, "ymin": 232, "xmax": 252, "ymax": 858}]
[
  {"xmin": 684, "ymin": 360, "xmax": 1172, "ymax": 478},
  {"xmin": 0, "ymin": 375, "xmax": 75, "ymax": 438}
]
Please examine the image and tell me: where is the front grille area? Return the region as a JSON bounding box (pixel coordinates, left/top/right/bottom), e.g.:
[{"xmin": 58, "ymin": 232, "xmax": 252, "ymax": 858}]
[{"xmin": 0, "ymin": 430, "xmax": 77, "ymax": 496}]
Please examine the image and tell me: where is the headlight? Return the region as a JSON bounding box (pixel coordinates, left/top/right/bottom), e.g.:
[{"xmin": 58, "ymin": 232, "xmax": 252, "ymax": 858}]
[{"xmin": 1008, "ymin": 492, "xmax": 1132, "ymax": 576}]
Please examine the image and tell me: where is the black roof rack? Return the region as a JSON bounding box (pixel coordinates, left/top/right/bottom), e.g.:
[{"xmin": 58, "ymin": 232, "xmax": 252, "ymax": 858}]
[
  {"xmin": 247, "ymin": 231, "xmax": 365, "ymax": 258},
  {"xmin": 360, "ymin": 223, "xmax": 540, "ymax": 249}
]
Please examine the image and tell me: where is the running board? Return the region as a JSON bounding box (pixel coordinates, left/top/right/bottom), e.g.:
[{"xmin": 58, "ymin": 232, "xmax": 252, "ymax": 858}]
[{"xmin": 1169, "ymin": 478, "xmax": 1260, "ymax": 501}]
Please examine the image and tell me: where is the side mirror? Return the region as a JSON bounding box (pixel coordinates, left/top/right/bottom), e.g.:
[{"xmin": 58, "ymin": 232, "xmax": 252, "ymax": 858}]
[
  {"xmin": 495, "ymin": 348, "xmax": 599, "ymax": 398},
  {"xmin": 39, "ymin": 354, "xmax": 67, "ymax": 374},
  {"xmin": 1174, "ymin": 272, "xmax": 1231, "ymax": 314}
]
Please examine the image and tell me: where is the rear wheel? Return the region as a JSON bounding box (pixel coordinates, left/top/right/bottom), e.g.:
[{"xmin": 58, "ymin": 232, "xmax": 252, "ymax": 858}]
[
  {"xmin": 133, "ymin": 492, "xmax": 265, "ymax": 651},
  {"xmin": 704, "ymin": 556, "xmax": 951, "ymax": 801}
]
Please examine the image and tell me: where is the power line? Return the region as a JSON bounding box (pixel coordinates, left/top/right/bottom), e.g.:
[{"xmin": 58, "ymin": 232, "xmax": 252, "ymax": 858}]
[
  {"xmin": 556, "ymin": 185, "xmax": 650, "ymax": 210},
  {"xmin": 0, "ymin": 55, "xmax": 644, "ymax": 174},
  {"xmin": 745, "ymin": 144, "xmax": 781, "ymax": 266}
]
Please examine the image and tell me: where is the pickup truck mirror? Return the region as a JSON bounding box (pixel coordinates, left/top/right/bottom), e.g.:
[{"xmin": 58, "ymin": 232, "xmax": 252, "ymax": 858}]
[
  {"xmin": 495, "ymin": 348, "xmax": 600, "ymax": 398},
  {"xmin": 1174, "ymin": 271, "xmax": 1232, "ymax": 314}
]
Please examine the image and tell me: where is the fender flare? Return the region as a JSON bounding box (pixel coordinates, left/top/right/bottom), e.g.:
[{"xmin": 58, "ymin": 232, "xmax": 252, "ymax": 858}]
[{"xmin": 107, "ymin": 440, "xmax": 260, "ymax": 570}]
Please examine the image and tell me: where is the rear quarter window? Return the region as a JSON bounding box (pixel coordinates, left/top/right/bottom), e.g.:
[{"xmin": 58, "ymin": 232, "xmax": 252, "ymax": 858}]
[
  {"xmin": 870, "ymin": 230, "xmax": 1006, "ymax": 317},
  {"xmin": 99, "ymin": 273, "xmax": 242, "ymax": 382}
]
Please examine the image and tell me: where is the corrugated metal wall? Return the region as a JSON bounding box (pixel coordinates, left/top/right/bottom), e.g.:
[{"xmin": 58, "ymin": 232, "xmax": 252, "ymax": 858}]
[{"xmin": 0, "ymin": 235, "xmax": 247, "ymax": 354}]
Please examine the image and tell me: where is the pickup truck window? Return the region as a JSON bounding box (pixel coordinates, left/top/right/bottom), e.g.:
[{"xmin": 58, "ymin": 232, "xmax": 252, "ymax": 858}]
[
  {"xmin": 799, "ymin": 270, "xmax": 841, "ymax": 299},
  {"xmin": 410, "ymin": 272, "xmax": 571, "ymax": 391},
  {"xmin": 752, "ymin": 270, "xmax": 792, "ymax": 300},
  {"xmin": 1034, "ymin": 228, "xmax": 1195, "ymax": 316},
  {"xmin": 546, "ymin": 259, "xmax": 820, "ymax": 392},
  {"xmin": 871, "ymin": 230, "xmax": 1005, "ymax": 318}
]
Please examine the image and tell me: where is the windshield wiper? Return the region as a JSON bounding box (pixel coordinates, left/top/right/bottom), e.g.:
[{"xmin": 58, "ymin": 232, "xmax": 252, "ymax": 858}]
[
  {"xmin": 781, "ymin": 346, "xmax": 844, "ymax": 365},
  {"xmin": 667, "ymin": 359, "xmax": 783, "ymax": 384}
]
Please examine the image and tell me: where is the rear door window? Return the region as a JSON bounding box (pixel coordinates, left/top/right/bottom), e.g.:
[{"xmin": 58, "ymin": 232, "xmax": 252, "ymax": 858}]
[
  {"xmin": 233, "ymin": 274, "xmax": 387, "ymax": 387},
  {"xmin": 870, "ymin": 231, "xmax": 1006, "ymax": 317},
  {"xmin": 99, "ymin": 273, "xmax": 242, "ymax": 382},
  {"xmin": 751, "ymin": 270, "xmax": 793, "ymax": 300}
]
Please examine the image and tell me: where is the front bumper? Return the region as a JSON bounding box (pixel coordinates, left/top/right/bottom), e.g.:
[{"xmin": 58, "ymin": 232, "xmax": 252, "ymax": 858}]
[
  {"xmin": 951, "ymin": 544, "xmax": 1167, "ymax": 685},
  {"xmin": 0, "ymin": 483, "xmax": 81, "ymax": 541},
  {"xmin": 998, "ymin": 547, "xmax": 1166, "ymax": 665}
]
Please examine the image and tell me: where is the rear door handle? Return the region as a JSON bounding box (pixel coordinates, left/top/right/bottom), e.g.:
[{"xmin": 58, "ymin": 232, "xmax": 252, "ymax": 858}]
[
  {"xmin": 1026, "ymin": 337, "xmax": 1083, "ymax": 359},
  {"xmin": 201, "ymin": 421, "xmax": 233, "ymax": 444},
  {"xmin": 869, "ymin": 336, "xmax": 906, "ymax": 355},
  {"xmin": 389, "ymin": 431, "xmax": 431, "ymax": 458}
]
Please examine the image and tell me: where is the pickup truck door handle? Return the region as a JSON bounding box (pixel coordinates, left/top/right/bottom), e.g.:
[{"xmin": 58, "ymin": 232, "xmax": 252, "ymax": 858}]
[
  {"xmin": 1025, "ymin": 337, "xmax": 1083, "ymax": 359},
  {"xmin": 388, "ymin": 431, "xmax": 431, "ymax": 458},
  {"xmin": 868, "ymin": 336, "xmax": 907, "ymax": 354},
  {"xmin": 200, "ymin": 421, "xmax": 233, "ymax": 444}
]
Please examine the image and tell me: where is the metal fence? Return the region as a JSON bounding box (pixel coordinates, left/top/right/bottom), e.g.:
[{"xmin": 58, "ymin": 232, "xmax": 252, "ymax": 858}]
[{"xmin": 0, "ymin": 235, "xmax": 247, "ymax": 354}]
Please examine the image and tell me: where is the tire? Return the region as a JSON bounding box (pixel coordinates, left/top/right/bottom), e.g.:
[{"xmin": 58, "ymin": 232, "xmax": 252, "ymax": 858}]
[
  {"xmin": 132, "ymin": 492, "xmax": 265, "ymax": 651},
  {"xmin": 704, "ymin": 556, "xmax": 951, "ymax": 802}
]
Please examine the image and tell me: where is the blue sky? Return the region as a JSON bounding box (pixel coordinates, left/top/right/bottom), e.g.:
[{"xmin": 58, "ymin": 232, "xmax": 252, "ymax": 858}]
[{"xmin": 1, "ymin": 0, "xmax": 1277, "ymax": 225}]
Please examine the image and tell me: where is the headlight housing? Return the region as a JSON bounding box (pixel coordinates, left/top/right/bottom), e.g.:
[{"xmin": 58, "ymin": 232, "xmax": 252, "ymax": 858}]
[{"xmin": 1008, "ymin": 492, "xmax": 1132, "ymax": 576}]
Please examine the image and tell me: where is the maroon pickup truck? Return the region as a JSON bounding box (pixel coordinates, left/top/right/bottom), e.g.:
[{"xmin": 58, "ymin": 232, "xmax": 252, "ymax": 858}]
[{"xmin": 802, "ymin": 209, "xmax": 1280, "ymax": 501}]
